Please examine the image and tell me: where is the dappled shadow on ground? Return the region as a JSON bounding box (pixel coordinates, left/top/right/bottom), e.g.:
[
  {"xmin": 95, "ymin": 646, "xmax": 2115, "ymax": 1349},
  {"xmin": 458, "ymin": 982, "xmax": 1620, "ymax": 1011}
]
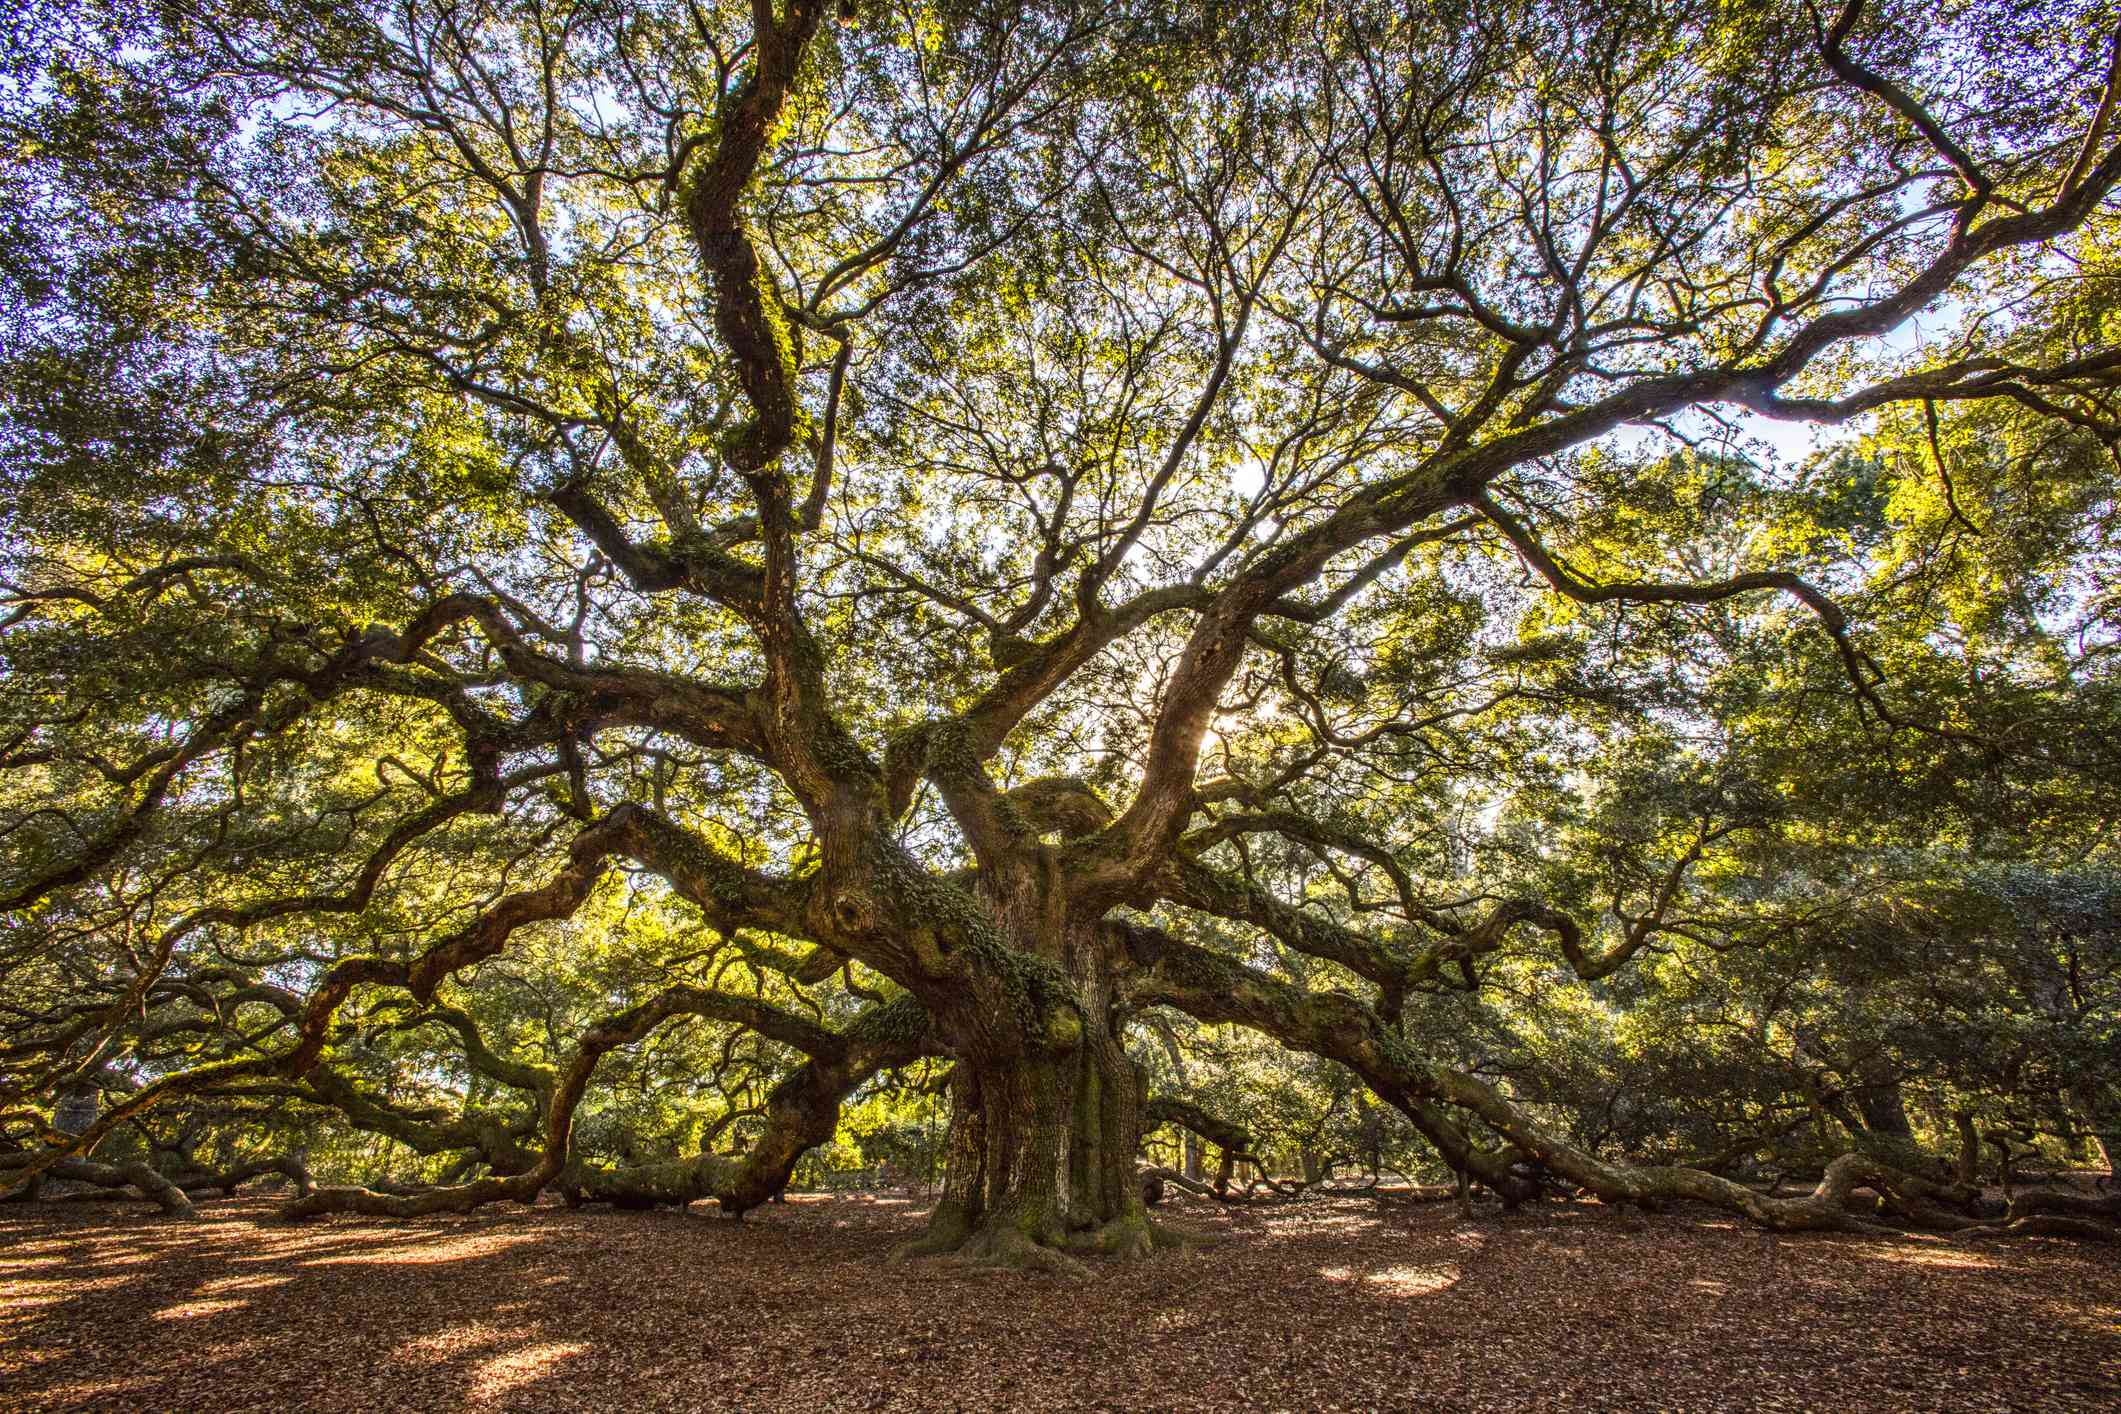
[{"xmin": 3, "ymin": 1192, "xmax": 2116, "ymax": 1412}]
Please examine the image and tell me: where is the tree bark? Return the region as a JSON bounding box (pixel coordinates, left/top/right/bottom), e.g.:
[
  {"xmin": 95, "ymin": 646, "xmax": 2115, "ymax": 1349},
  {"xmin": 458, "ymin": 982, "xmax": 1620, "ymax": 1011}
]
[
  {"xmin": 902, "ymin": 1031, "xmax": 1152, "ymax": 1267},
  {"xmin": 3, "ymin": 1159, "xmax": 197, "ymax": 1218},
  {"xmin": 1954, "ymin": 1110, "xmax": 1981, "ymax": 1187},
  {"xmin": 894, "ymin": 902, "xmax": 1156, "ymax": 1269}
]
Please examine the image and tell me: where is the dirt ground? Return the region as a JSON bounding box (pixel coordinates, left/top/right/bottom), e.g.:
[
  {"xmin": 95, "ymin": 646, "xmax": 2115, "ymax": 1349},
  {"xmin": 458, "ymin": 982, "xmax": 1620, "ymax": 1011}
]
[{"xmin": 2, "ymin": 1190, "xmax": 2116, "ymax": 1412}]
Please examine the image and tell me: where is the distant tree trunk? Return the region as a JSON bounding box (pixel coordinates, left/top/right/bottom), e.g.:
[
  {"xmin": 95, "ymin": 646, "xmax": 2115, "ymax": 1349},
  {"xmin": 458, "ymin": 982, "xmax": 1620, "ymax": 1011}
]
[
  {"xmin": 1987, "ymin": 1134, "xmax": 2020, "ymax": 1197},
  {"xmin": 2067, "ymin": 1078, "xmax": 2120, "ymax": 1187},
  {"xmin": 2092, "ymin": 1133, "xmax": 2119, "ymax": 1189},
  {"xmin": 1855, "ymin": 1077, "xmax": 1916, "ymax": 1145},
  {"xmin": 1356, "ymin": 1092, "xmax": 1382, "ymax": 1184},
  {"xmin": 53, "ymin": 1081, "xmax": 100, "ymax": 1138},
  {"xmin": 1954, "ymin": 1111, "xmax": 1981, "ymax": 1187}
]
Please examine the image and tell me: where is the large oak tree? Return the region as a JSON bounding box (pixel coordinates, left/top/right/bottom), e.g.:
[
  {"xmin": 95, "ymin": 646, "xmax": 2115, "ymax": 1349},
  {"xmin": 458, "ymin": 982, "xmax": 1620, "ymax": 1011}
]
[{"xmin": 4, "ymin": 0, "xmax": 2119, "ymax": 1265}]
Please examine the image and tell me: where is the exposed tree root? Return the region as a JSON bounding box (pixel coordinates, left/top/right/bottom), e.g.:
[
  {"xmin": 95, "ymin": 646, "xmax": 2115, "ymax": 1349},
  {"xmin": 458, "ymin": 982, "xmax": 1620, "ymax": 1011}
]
[
  {"xmin": 1953, "ymin": 1189, "xmax": 2121, "ymax": 1243},
  {"xmin": 895, "ymin": 1194, "xmax": 1206, "ymax": 1271},
  {"xmin": 2005, "ymin": 1189, "xmax": 2121, "ymax": 1223},
  {"xmin": 1141, "ymin": 1165, "xmax": 1253, "ymax": 1203},
  {"xmin": 1140, "ymin": 1163, "xmax": 1329, "ymax": 1206},
  {"xmin": 1371, "ymin": 1183, "xmax": 1470, "ymax": 1204},
  {"xmin": 887, "ymin": 1197, "xmax": 978, "ymax": 1262},
  {"xmin": 564, "ymin": 1152, "xmax": 745, "ymax": 1211},
  {"xmin": 1129, "ymin": 942, "xmax": 2088, "ymax": 1242},
  {"xmin": 3, "ymin": 1153, "xmax": 313, "ymax": 1217},
  {"xmin": 1146, "ymin": 1216, "xmax": 1217, "ymax": 1250},
  {"xmin": 951, "ymin": 1222, "xmax": 1090, "ymax": 1277},
  {"xmin": 1067, "ymin": 1211, "xmax": 1155, "ymax": 1260},
  {"xmin": 891, "ymin": 1199, "xmax": 1129, "ymax": 1276},
  {"xmin": 0, "ymin": 1153, "xmax": 313, "ymax": 1218}
]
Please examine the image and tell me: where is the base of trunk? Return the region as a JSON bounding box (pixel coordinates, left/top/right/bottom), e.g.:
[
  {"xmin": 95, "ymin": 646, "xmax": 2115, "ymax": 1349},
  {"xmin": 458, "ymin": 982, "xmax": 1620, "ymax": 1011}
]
[
  {"xmin": 890, "ymin": 1194, "xmax": 1201, "ymax": 1273},
  {"xmin": 889, "ymin": 1196, "xmax": 1084, "ymax": 1274},
  {"xmin": 891, "ymin": 1038, "xmax": 1165, "ymax": 1270}
]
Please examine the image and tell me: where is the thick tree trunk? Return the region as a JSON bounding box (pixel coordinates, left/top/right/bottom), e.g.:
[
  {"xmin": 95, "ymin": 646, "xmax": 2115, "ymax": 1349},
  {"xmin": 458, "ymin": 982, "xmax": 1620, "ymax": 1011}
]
[
  {"xmin": 958, "ymin": 1052, "xmax": 1074, "ymax": 1245},
  {"xmin": 896, "ymin": 900, "xmax": 1159, "ymax": 1269},
  {"xmin": 903, "ymin": 1030, "xmax": 1152, "ymax": 1268}
]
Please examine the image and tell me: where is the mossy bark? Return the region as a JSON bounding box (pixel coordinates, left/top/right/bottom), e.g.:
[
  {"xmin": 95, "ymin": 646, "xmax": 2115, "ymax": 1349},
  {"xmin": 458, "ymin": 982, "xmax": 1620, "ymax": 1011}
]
[
  {"xmin": 897, "ymin": 906, "xmax": 1150, "ymax": 1268},
  {"xmin": 901, "ymin": 1040, "xmax": 1148, "ymax": 1266}
]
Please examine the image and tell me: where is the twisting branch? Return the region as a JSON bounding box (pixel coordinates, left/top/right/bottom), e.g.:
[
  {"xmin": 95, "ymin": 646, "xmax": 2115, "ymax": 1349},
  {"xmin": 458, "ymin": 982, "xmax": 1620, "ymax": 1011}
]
[
  {"xmin": 1465, "ymin": 487, "xmax": 1918, "ymax": 729},
  {"xmin": 1814, "ymin": 0, "xmax": 1992, "ymax": 208}
]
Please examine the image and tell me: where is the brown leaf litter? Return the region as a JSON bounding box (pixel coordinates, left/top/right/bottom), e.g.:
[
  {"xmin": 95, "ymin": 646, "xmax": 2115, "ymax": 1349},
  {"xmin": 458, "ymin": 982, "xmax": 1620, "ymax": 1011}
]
[{"xmin": 2, "ymin": 1192, "xmax": 2115, "ymax": 1412}]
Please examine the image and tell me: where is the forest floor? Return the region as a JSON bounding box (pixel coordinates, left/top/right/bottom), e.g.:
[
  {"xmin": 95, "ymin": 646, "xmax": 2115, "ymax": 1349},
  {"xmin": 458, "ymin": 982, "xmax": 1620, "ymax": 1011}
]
[{"xmin": 1, "ymin": 1190, "xmax": 2117, "ymax": 1412}]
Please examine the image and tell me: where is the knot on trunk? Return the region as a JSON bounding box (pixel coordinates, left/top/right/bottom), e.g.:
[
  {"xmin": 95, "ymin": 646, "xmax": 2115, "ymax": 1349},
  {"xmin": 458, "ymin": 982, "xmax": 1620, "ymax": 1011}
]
[{"xmin": 829, "ymin": 887, "xmax": 878, "ymax": 934}]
